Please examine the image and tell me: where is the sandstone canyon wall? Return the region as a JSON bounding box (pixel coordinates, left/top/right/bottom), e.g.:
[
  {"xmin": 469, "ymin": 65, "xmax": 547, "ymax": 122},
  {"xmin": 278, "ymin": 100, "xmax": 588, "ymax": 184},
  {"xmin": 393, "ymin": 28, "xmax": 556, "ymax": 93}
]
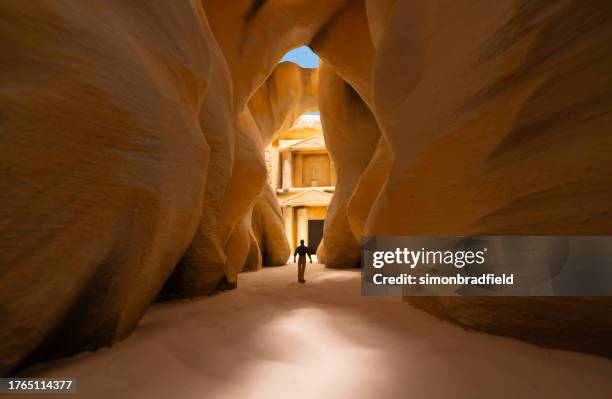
[
  {"xmin": 249, "ymin": 63, "xmax": 320, "ymax": 265},
  {"xmin": 366, "ymin": 0, "xmax": 612, "ymax": 237},
  {"xmin": 310, "ymin": 0, "xmax": 393, "ymax": 265},
  {"xmin": 196, "ymin": 0, "xmax": 349, "ymax": 275},
  {"xmin": 249, "ymin": 62, "xmax": 319, "ymax": 146},
  {"xmin": 363, "ymin": 0, "xmax": 612, "ymax": 356},
  {"xmin": 0, "ymin": 0, "xmax": 227, "ymax": 374},
  {"xmin": 317, "ymin": 64, "xmax": 379, "ymax": 266}
]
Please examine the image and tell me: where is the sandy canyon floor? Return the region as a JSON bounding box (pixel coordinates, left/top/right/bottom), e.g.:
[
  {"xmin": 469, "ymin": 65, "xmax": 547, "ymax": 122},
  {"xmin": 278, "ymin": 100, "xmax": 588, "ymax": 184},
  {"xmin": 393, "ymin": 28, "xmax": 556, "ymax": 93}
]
[{"xmin": 21, "ymin": 263, "xmax": 612, "ymax": 399}]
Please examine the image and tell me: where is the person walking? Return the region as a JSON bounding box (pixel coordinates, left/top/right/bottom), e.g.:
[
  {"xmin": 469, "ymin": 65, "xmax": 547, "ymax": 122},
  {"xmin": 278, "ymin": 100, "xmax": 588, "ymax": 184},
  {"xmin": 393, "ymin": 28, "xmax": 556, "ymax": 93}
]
[{"xmin": 293, "ymin": 239, "xmax": 312, "ymax": 283}]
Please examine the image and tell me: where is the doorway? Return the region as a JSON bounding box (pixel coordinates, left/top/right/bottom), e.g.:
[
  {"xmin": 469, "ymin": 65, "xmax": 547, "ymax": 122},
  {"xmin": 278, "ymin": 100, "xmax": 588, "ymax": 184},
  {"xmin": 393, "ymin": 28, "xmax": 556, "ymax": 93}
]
[{"xmin": 308, "ymin": 219, "xmax": 324, "ymax": 254}]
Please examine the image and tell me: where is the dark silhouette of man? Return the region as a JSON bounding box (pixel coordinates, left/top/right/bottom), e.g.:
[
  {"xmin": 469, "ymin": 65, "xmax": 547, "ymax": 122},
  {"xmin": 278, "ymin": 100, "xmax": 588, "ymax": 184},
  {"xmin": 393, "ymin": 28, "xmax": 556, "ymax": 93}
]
[{"xmin": 293, "ymin": 239, "xmax": 312, "ymax": 283}]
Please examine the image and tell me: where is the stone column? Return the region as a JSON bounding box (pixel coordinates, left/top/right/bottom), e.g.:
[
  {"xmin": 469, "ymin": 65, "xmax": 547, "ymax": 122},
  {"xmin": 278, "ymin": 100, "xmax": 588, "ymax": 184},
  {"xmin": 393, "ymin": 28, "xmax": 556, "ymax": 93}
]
[
  {"xmin": 296, "ymin": 207, "xmax": 308, "ymax": 246},
  {"xmin": 294, "ymin": 153, "xmax": 303, "ymax": 188},
  {"xmin": 281, "ymin": 150, "xmax": 292, "ymax": 190},
  {"xmin": 283, "ymin": 206, "xmax": 294, "ymax": 253}
]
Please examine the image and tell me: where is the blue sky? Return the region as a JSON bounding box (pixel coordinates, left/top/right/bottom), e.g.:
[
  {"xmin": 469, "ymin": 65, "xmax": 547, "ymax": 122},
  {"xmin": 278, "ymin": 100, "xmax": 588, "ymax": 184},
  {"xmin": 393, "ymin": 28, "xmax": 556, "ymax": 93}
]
[{"xmin": 280, "ymin": 46, "xmax": 319, "ymax": 68}]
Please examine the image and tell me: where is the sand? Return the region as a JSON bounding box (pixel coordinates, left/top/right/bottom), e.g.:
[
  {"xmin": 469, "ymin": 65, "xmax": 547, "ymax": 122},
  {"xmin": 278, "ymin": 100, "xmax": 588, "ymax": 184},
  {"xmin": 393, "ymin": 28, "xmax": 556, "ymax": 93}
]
[{"xmin": 21, "ymin": 264, "xmax": 612, "ymax": 399}]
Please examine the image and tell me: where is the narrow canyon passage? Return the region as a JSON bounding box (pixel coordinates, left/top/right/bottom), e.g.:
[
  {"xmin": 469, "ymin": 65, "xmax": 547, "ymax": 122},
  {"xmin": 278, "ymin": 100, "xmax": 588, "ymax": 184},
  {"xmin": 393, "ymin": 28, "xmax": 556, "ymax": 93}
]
[
  {"xmin": 3, "ymin": 1, "xmax": 612, "ymax": 378},
  {"xmin": 20, "ymin": 265, "xmax": 612, "ymax": 399}
]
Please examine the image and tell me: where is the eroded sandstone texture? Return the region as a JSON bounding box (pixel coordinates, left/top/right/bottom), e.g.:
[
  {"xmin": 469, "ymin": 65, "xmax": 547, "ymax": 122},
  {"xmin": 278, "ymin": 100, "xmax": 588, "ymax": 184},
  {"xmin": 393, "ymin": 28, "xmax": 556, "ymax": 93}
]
[
  {"xmin": 1, "ymin": 0, "xmax": 612, "ymax": 375},
  {"xmin": 0, "ymin": 1, "xmax": 221, "ymax": 373},
  {"xmin": 317, "ymin": 64, "xmax": 379, "ymax": 266},
  {"xmin": 248, "ymin": 63, "xmax": 319, "ymax": 265},
  {"xmin": 364, "ymin": 0, "xmax": 612, "ymax": 357},
  {"xmin": 367, "ymin": 0, "xmax": 612, "ymax": 236}
]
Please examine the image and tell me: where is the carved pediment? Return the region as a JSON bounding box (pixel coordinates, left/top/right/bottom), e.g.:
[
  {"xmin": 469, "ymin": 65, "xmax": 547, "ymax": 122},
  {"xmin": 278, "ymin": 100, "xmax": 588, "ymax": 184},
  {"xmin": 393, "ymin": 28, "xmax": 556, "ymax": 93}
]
[
  {"xmin": 278, "ymin": 139, "xmax": 301, "ymax": 150},
  {"xmin": 281, "ymin": 189, "xmax": 332, "ymax": 206},
  {"xmin": 289, "ymin": 135, "xmax": 325, "ymax": 150}
]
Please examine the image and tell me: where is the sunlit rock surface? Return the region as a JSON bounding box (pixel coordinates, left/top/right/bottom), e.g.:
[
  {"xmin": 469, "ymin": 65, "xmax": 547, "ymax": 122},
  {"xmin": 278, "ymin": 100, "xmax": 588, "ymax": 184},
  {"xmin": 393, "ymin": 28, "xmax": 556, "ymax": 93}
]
[
  {"xmin": 160, "ymin": 9, "xmax": 237, "ymax": 299},
  {"xmin": 317, "ymin": 64, "xmax": 379, "ymax": 266},
  {"xmin": 311, "ymin": 0, "xmax": 376, "ymax": 106},
  {"xmin": 308, "ymin": 1, "xmax": 387, "ymax": 266},
  {"xmin": 248, "ymin": 63, "xmax": 320, "ymax": 265},
  {"xmin": 200, "ymin": 1, "xmax": 348, "ymax": 275},
  {"xmin": 219, "ymin": 109, "xmax": 268, "ymax": 276},
  {"xmin": 201, "ymin": 0, "xmax": 348, "ymax": 110},
  {"xmin": 347, "ymin": 137, "xmax": 393, "ymax": 241},
  {"xmin": 225, "ymin": 209, "xmax": 263, "ymax": 274},
  {"xmin": 252, "ymin": 185, "xmax": 290, "ymax": 266},
  {"xmin": 249, "ymin": 62, "xmax": 319, "ymax": 145}
]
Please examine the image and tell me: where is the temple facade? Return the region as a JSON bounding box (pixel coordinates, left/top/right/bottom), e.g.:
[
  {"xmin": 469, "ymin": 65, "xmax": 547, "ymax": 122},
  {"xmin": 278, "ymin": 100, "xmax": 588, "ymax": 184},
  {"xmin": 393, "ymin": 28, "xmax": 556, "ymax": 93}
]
[{"xmin": 265, "ymin": 114, "xmax": 336, "ymax": 256}]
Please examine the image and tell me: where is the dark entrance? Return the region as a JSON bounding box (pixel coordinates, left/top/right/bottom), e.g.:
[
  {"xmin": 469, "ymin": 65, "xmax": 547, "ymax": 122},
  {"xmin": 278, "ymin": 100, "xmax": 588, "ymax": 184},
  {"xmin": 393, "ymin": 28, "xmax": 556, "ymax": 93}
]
[{"xmin": 308, "ymin": 219, "xmax": 324, "ymax": 254}]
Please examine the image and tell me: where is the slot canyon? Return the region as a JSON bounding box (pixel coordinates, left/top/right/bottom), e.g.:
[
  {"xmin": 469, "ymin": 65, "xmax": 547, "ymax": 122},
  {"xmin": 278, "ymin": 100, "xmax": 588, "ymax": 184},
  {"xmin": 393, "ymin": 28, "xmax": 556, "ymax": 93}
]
[{"xmin": 1, "ymin": 0, "xmax": 612, "ymax": 397}]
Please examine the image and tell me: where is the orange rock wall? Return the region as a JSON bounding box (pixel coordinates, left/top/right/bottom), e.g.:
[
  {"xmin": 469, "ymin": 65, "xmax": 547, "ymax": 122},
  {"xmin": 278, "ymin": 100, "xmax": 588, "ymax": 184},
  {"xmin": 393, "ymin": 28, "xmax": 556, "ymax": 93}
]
[{"xmin": 0, "ymin": 0, "xmax": 223, "ymax": 373}]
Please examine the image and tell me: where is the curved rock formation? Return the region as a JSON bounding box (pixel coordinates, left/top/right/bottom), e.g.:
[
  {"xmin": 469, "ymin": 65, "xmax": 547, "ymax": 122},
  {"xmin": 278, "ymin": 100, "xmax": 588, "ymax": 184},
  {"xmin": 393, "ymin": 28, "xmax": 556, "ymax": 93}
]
[
  {"xmin": 407, "ymin": 297, "xmax": 612, "ymax": 359},
  {"xmin": 225, "ymin": 208, "xmax": 263, "ymax": 274},
  {"xmin": 162, "ymin": 2, "xmax": 329, "ymax": 296},
  {"xmin": 252, "ymin": 185, "xmax": 290, "ymax": 265},
  {"xmin": 364, "ymin": 0, "xmax": 396, "ymax": 48},
  {"xmin": 248, "ymin": 62, "xmax": 320, "ymax": 265},
  {"xmin": 366, "ymin": 0, "xmax": 612, "ymax": 236},
  {"xmin": 363, "ymin": 0, "xmax": 612, "ymax": 355},
  {"xmin": 0, "ymin": 1, "xmax": 224, "ymax": 374},
  {"xmin": 199, "ymin": 0, "xmax": 347, "ymax": 275},
  {"xmin": 249, "ymin": 62, "xmax": 319, "ymax": 145},
  {"xmin": 309, "ymin": 0, "xmax": 388, "ymax": 266},
  {"xmin": 160, "ymin": 1, "xmax": 336, "ymax": 295},
  {"xmin": 317, "ymin": 64, "xmax": 379, "ymax": 266},
  {"xmin": 160, "ymin": 11, "xmax": 237, "ymax": 299},
  {"xmin": 310, "ymin": 0, "xmax": 376, "ymax": 106},
  {"xmin": 346, "ymin": 136, "xmax": 393, "ymax": 241},
  {"xmin": 219, "ymin": 109, "xmax": 268, "ymax": 274},
  {"xmin": 201, "ymin": 0, "xmax": 348, "ymax": 110}
]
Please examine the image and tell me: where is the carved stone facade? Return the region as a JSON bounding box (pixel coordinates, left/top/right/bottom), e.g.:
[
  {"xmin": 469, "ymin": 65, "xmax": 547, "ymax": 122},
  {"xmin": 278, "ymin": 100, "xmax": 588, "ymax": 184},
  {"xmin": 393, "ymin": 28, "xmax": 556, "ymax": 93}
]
[{"xmin": 265, "ymin": 114, "xmax": 335, "ymax": 255}]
